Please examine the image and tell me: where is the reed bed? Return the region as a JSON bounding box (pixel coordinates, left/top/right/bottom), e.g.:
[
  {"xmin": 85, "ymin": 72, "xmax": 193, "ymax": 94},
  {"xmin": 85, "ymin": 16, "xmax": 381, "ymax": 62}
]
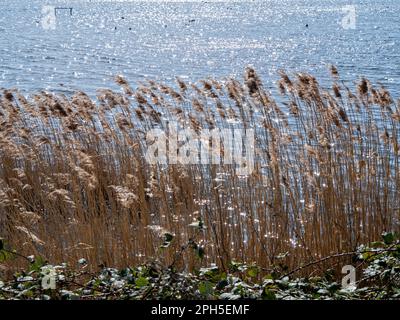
[{"xmin": 0, "ymin": 66, "xmax": 399, "ymax": 278}]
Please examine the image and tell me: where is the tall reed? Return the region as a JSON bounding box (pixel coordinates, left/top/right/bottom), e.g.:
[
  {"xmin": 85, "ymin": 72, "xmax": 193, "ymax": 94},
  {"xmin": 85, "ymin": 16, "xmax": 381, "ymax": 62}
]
[{"xmin": 0, "ymin": 66, "xmax": 399, "ymax": 278}]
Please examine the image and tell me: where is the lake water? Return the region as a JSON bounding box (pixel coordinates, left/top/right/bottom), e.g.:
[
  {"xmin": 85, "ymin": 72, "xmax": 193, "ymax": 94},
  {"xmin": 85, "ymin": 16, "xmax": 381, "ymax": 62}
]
[{"xmin": 0, "ymin": 0, "xmax": 399, "ymax": 96}]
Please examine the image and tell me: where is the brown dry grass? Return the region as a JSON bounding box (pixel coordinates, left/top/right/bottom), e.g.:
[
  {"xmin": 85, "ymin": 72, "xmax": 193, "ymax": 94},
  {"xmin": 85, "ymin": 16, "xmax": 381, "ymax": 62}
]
[{"xmin": 0, "ymin": 66, "xmax": 399, "ymax": 277}]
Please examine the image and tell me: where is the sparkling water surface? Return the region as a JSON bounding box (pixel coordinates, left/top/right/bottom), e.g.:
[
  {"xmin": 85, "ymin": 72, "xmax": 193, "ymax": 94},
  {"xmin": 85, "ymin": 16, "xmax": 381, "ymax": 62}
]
[{"xmin": 0, "ymin": 0, "xmax": 399, "ymax": 95}]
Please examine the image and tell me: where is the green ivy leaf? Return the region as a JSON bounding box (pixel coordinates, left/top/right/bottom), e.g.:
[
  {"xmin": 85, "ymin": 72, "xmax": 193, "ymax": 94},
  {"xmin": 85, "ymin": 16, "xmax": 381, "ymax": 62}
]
[
  {"xmin": 199, "ymin": 281, "xmax": 214, "ymax": 296},
  {"xmin": 247, "ymin": 266, "xmax": 259, "ymax": 278},
  {"xmin": 263, "ymin": 274, "xmax": 274, "ymax": 280},
  {"xmin": 135, "ymin": 277, "xmax": 149, "ymax": 288},
  {"xmin": 228, "ymin": 261, "xmax": 241, "ymax": 273},
  {"xmin": 362, "ymin": 251, "xmax": 373, "ymax": 261},
  {"xmin": 262, "ymin": 288, "xmax": 276, "ymax": 300},
  {"xmin": 382, "ymin": 232, "xmax": 395, "ymax": 245},
  {"xmin": 29, "ymin": 255, "xmax": 46, "ymax": 273}
]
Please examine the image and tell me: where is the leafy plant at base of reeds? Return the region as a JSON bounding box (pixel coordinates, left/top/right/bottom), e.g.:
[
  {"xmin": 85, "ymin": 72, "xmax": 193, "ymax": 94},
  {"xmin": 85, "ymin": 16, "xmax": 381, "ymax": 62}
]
[{"xmin": 0, "ymin": 233, "xmax": 399, "ymax": 300}]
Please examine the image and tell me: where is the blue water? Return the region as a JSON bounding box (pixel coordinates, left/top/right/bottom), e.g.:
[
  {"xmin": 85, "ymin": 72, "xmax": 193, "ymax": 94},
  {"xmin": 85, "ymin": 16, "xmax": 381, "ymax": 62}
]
[{"xmin": 0, "ymin": 0, "xmax": 399, "ymax": 95}]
